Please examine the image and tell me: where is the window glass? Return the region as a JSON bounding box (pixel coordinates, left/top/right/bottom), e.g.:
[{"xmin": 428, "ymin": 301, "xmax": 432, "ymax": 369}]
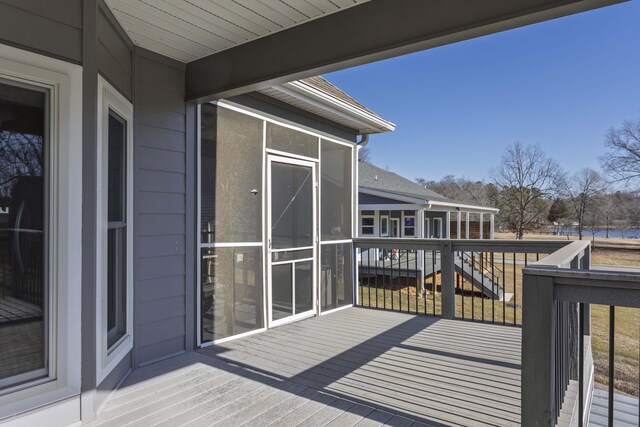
[
  {"xmin": 266, "ymin": 123, "xmax": 318, "ymax": 159},
  {"xmin": 321, "ymin": 243, "xmax": 353, "ymax": 311},
  {"xmin": 106, "ymin": 109, "xmax": 127, "ymax": 348},
  {"xmin": 321, "ymin": 140, "xmax": 352, "ymax": 240},
  {"xmin": 361, "ymin": 216, "xmax": 374, "ymax": 235},
  {"xmin": 404, "ymin": 216, "xmax": 415, "ymax": 237},
  {"xmin": 201, "ymin": 247, "xmax": 263, "ymax": 342},
  {"xmin": 0, "ymin": 80, "xmax": 47, "ymax": 387},
  {"xmin": 201, "ymin": 105, "xmax": 263, "ymax": 243}
]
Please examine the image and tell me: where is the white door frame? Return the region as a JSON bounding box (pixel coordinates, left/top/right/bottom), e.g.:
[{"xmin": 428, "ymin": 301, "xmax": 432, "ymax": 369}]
[
  {"xmin": 267, "ymin": 155, "xmax": 318, "ymax": 328},
  {"xmin": 390, "ymin": 218, "xmax": 400, "ymax": 238}
]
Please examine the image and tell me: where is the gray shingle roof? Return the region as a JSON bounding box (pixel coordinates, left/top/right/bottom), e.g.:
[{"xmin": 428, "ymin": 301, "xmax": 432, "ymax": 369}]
[
  {"xmin": 359, "ymin": 163, "xmax": 454, "ymax": 202},
  {"xmin": 359, "ymin": 163, "xmax": 496, "ymax": 212}
]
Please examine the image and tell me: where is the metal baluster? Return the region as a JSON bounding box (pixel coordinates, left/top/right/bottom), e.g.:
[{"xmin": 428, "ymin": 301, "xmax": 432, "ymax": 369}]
[
  {"xmin": 502, "ymin": 252, "xmax": 506, "ymax": 325},
  {"xmin": 367, "ymin": 248, "xmax": 372, "ymax": 308},
  {"xmin": 374, "ymin": 247, "xmax": 379, "ymax": 308},
  {"xmin": 608, "ymin": 306, "xmax": 615, "ymax": 427},
  {"xmin": 414, "ymin": 250, "xmax": 418, "ymax": 314},
  {"xmin": 471, "ymin": 252, "xmax": 475, "ymax": 320},
  {"xmin": 513, "ymin": 252, "xmax": 517, "ymax": 325},
  {"xmin": 481, "ymin": 252, "xmax": 485, "ymax": 322},
  {"xmin": 432, "ymin": 250, "xmax": 436, "ymax": 315},
  {"xmin": 461, "ymin": 251, "xmax": 465, "ymax": 319},
  {"xmin": 491, "ymin": 252, "xmax": 495, "ymax": 323},
  {"xmin": 579, "ymin": 303, "xmax": 585, "ymax": 427}
]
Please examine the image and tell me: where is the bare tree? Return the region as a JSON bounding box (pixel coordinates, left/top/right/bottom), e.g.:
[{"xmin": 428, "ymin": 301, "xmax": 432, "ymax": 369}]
[
  {"xmin": 600, "ymin": 118, "xmax": 640, "ymax": 186},
  {"xmin": 492, "ymin": 142, "xmax": 564, "ymax": 239},
  {"xmin": 562, "ymin": 168, "xmax": 606, "ymax": 240}
]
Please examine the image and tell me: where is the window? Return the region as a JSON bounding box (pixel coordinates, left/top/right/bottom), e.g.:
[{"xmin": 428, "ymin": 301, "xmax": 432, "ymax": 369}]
[
  {"xmin": 107, "ymin": 110, "xmax": 127, "ymax": 348},
  {"xmin": 0, "ymin": 78, "xmax": 48, "ymax": 391},
  {"xmin": 361, "ymin": 216, "xmax": 375, "ymax": 235},
  {"xmin": 433, "ymin": 218, "xmax": 443, "ymax": 239},
  {"xmin": 380, "ymin": 215, "xmax": 389, "ymax": 237},
  {"xmin": 0, "ymin": 44, "xmax": 82, "ymax": 417},
  {"xmin": 97, "ymin": 76, "xmax": 133, "ymax": 383},
  {"xmin": 403, "ymin": 215, "xmax": 415, "ymax": 237}
]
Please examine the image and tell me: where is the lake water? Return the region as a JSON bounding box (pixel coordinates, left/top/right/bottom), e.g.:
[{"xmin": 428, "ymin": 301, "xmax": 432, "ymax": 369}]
[{"xmin": 558, "ymin": 228, "xmax": 640, "ymax": 239}]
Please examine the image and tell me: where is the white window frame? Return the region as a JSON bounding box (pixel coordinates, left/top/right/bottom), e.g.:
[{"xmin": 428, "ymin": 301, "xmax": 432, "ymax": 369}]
[
  {"xmin": 379, "ymin": 215, "xmax": 389, "ymax": 237},
  {"xmin": 434, "ymin": 218, "xmax": 443, "ymax": 239},
  {"xmin": 360, "ymin": 214, "xmax": 376, "ymax": 236},
  {"xmin": 0, "ymin": 43, "xmax": 82, "ymax": 422},
  {"xmin": 95, "ymin": 76, "xmax": 134, "ymax": 385},
  {"xmin": 402, "ymin": 213, "xmax": 416, "ymax": 237}
]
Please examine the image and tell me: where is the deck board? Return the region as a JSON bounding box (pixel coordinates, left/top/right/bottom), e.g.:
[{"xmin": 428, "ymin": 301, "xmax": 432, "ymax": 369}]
[{"xmin": 92, "ymin": 307, "xmax": 522, "ymax": 426}]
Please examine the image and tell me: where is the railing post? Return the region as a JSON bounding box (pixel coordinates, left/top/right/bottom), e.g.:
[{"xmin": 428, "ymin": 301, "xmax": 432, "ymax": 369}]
[
  {"xmin": 581, "ymin": 247, "xmax": 591, "ymax": 336},
  {"xmin": 522, "ymin": 270, "xmax": 557, "ymax": 426},
  {"xmin": 440, "ymin": 241, "xmax": 455, "ymax": 319}
]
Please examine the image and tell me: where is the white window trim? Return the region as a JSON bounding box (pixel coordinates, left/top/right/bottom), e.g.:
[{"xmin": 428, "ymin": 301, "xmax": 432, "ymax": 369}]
[
  {"xmin": 379, "ymin": 215, "xmax": 389, "ymax": 237},
  {"xmin": 96, "ymin": 76, "xmax": 134, "ymax": 385},
  {"xmin": 402, "ymin": 213, "xmax": 416, "ymax": 238},
  {"xmin": 434, "ymin": 218, "xmax": 444, "ymax": 239},
  {"xmin": 0, "ymin": 43, "xmax": 82, "ymax": 423},
  {"xmin": 359, "ymin": 213, "xmax": 376, "ymax": 236}
]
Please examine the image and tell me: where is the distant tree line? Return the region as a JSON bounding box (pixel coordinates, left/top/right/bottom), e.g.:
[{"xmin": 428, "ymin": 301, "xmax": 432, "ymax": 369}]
[{"xmin": 415, "ymin": 115, "xmax": 640, "ymax": 240}]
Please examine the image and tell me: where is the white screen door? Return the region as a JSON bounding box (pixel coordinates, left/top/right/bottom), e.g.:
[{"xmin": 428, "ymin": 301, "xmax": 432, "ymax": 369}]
[{"xmin": 267, "ymin": 155, "xmax": 317, "ymax": 326}]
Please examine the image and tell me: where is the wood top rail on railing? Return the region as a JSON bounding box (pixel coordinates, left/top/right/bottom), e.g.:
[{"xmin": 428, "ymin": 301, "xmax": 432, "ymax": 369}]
[{"xmin": 353, "ymin": 237, "xmax": 570, "ymax": 253}]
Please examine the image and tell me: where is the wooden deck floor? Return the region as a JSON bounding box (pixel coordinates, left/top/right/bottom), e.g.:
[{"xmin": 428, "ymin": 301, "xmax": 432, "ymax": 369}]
[{"xmin": 92, "ymin": 308, "xmax": 522, "ymax": 426}]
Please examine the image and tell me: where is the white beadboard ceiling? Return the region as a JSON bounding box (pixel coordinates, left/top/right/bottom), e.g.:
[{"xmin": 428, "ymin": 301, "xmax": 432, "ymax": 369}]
[{"xmin": 105, "ymin": 0, "xmax": 370, "ymax": 63}]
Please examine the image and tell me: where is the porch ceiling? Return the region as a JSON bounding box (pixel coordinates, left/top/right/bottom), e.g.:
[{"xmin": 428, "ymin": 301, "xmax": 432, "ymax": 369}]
[{"xmin": 103, "ymin": 0, "xmax": 370, "ymax": 63}]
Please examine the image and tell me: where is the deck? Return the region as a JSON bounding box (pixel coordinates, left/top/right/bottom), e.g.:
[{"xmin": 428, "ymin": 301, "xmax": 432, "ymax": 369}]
[{"xmin": 92, "ymin": 308, "xmax": 521, "ymax": 426}]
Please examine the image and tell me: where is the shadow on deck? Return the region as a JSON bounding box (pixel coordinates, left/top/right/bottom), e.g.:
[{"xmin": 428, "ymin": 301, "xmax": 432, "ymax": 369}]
[{"xmin": 91, "ymin": 308, "xmax": 521, "ymax": 426}]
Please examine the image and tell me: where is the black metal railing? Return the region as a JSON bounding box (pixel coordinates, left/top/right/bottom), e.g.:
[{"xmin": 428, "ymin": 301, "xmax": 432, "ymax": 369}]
[{"xmin": 354, "ymin": 238, "xmax": 566, "ymax": 326}]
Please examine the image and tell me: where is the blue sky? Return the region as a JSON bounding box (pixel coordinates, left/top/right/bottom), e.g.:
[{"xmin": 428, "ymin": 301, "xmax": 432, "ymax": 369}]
[{"xmin": 326, "ymin": 1, "xmax": 640, "ymax": 183}]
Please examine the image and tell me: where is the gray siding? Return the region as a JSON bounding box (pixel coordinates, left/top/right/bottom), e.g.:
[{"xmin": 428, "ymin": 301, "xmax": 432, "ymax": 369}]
[
  {"xmin": 0, "ymin": 0, "xmax": 82, "ymax": 63},
  {"xmin": 359, "ymin": 193, "xmax": 405, "ymax": 205},
  {"xmin": 97, "ymin": 1, "xmax": 133, "ymax": 100},
  {"xmin": 134, "ymin": 48, "xmax": 189, "ymax": 367}
]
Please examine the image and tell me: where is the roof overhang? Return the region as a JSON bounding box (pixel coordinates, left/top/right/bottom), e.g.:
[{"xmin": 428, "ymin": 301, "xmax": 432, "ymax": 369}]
[
  {"xmin": 360, "ymin": 187, "xmax": 500, "ymax": 213},
  {"xmin": 259, "ymin": 80, "xmax": 395, "ymax": 134},
  {"xmin": 102, "ymin": 0, "xmax": 626, "ymax": 102}
]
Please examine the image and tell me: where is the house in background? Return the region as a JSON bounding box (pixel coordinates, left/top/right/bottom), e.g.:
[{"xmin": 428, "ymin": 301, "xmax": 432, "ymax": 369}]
[{"xmin": 359, "ymin": 163, "xmax": 498, "ymax": 240}]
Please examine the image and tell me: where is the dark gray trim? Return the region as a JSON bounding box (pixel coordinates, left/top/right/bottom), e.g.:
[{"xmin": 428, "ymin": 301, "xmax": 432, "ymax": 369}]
[
  {"xmin": 224, "ymin": 94, "xmax": 358, "ymax": 143},
  {"xmin": 0, "ymin": 0, "xmax": 83, "ymax": 64},
  {"xmin": 184, "ymin": 102, "xmax": 196, "ymax": 352},
  {"xmin": 185, "ymin": 0, "xmax": 625, "ymax": 101}
]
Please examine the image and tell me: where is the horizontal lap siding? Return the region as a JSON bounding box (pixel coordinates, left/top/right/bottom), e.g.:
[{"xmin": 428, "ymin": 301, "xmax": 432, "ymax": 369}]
[
  {"xmin": 0, "ymin": 0, "xmax": 82, "ymax": 63},
  {"xmin": 97, "ymin": 1, "xmax": 133, "ymax": 99},
  {"xmin": 134, "ymin": 49, "xmax": 188, "ymax": 367}
]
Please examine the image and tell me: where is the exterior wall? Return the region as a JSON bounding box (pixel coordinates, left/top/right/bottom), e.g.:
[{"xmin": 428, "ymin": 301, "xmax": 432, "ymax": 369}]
[
  {"xmin": 0, "ymin": 0, "xmax": 83, "ymax": 64},
  {"xmin": 133, "ymin": 48, "xmax": 192, "ymax": 367},
  {"xmin": 97, "ymin": 1, "xmax": 133, "ymax": 100},
  {"xmin": 359, "ymin": 193, "xmax": 405, "ymax": 205},
  {"xmin": 228, "ymin": 94, "xmax": 358, "ymax": 143}
]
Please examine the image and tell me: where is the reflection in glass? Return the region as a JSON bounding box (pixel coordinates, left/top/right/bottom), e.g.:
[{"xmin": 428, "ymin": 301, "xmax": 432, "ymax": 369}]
[
  {"xmin": 321, "ymin": 243, "xmax": 353, "ymax": 311},
  {"xmin": 107, "ymin": 110, "xmax": 127, "ymax": 348},
  {"xmin": 271, "ymin": 264, "xmax": 292, "ymax": 321},
  {"xmin": 321, "ymin": 140, "xmax": 352, "ymax": 240},
  {"xmin": 201, "ymin": 247, "xmax": 263, "ymax": 342},
  {"xmin": 270, "ymin": 162, "xmax": 313, "ymax": 249},
  {"xmin": 0, "ymin": 80, "xmax": 47, "ymax": 387}
]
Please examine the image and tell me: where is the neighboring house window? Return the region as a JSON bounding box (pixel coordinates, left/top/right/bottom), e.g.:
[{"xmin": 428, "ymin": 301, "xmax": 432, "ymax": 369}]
[
  {"xmin": 361, "ymin": 216, "xmax": 375, "ymax": 235},
  {"xmin": 97, "ymin": 76, "xmax": 133, "ymax": 383},
  {"xmin": 380, "ymin": 215, "xmax": 389, "ymax": 237},
  {"xmin": 403, "ymin": 215, "xmax": 415, "ymax": 237},
  {"xmin": 433, "ymin": 218, "xmax": 443, "ymax": 239}
]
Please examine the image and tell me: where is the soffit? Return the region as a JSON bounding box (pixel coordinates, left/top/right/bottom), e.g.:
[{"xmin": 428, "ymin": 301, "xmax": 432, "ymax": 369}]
[{"xmin": 104, "ymin": 0, "xmax": 370, "ymax": 63}]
